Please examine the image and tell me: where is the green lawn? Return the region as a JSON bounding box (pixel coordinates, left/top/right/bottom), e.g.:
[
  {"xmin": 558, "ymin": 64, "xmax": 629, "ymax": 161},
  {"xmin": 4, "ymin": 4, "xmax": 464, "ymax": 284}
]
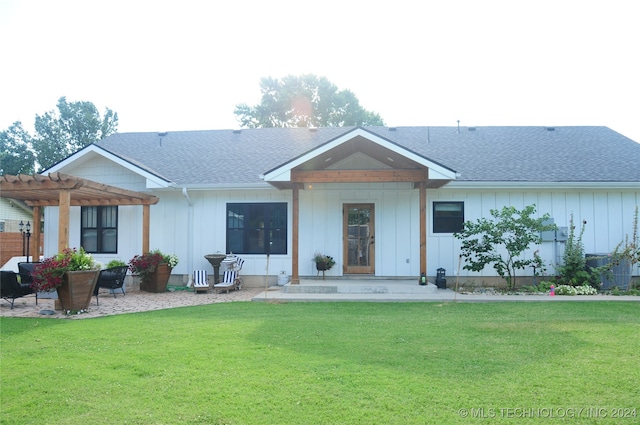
[{"xmin": 1, "ymin": 302, "xmax": 638, "ymax": 424}]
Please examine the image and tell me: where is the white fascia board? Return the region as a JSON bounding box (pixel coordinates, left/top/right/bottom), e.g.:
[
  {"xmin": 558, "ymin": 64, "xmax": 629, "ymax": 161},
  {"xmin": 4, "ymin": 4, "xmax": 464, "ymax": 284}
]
[
  {"xmin": 428, "ymin": 168, "xmax": 459, "ymax": 180},
  {"xmin": 262, "ymin": 170, "xmax": 291, "ymax": 182},
  {"xmin": 446, "ymin": 181, "xmax": 640, "ymax": 190},
  {"xmin": 263, "ymin": 128, "xmax": 457, "ymax": 182},
  {"xmin": 176, "ymin": 182, "xmax": 274, "ymax": 191},
  {"xmin": 44, "ymin": 146, "xmax": 97, "ymax": 173}
]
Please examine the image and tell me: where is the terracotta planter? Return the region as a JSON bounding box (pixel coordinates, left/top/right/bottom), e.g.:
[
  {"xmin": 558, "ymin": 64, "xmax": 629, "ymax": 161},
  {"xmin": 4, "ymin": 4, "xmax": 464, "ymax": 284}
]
[
  {"xmin": 56, "ymin": 270, "xmax": 100, "ymax": 311},
  {"xmin": 141, "ymin": 263, "xmax": 172, "ymax": 293}
]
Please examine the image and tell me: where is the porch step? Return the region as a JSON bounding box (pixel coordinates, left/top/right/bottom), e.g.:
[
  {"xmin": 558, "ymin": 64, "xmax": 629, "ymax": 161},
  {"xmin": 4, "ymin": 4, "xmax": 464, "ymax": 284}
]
[{"xmin": 282, "ymin": 281, "xmax": 438, "ymax": 295}]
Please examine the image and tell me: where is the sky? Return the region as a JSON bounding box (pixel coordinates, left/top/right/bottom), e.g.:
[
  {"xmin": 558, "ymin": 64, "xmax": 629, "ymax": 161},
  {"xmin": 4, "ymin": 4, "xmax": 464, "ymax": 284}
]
[{"xmin": 1, "ymin": 0, "xmax": 639, "ymax": 143}]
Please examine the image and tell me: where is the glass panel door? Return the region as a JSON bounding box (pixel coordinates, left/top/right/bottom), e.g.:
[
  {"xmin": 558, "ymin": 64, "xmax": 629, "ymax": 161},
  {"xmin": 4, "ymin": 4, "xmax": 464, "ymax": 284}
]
[{"xmin": 343, "ymin": 204, "xmax": 375, "ymax": 274}]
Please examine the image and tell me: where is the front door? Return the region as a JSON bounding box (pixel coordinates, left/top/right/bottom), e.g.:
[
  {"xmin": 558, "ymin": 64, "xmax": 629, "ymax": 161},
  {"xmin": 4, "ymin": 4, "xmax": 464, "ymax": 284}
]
[{"xmin": 343, "ymin": 204, "xmax": 375, "ymax": 274}]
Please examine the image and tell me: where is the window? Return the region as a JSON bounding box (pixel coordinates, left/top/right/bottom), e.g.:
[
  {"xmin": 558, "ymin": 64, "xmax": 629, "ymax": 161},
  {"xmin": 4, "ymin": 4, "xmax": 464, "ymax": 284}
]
[
  {"xmin": 81, "ymin": 206, "xmax": 118, "ymax": 253},
  {"xmin": 227, "ymin": 203, "xmax": 287, "ymax": 254},
  {"xmin": 433, "ymin": 202, "xmax": 464, "ymax": 233}
]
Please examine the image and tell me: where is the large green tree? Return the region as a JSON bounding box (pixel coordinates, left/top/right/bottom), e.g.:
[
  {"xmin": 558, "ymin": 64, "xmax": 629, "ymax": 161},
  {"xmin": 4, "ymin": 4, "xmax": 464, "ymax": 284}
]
[
  {"xmin": 30, "ymin": 96, "xmax": 118, "ymax": 170},
  {"xmin": 235, "ymin": 74, "xmax": 384, "ymax": 128},
  {"xmin": 0, "ymin": 122, "xmax": 36, "ymax": 175}
]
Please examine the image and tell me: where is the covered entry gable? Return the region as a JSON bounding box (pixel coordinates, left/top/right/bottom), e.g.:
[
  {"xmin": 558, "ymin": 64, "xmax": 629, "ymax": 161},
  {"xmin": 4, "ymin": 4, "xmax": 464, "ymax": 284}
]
[
  {"xmin": 261, "ymin": 127, "xmax": 458, "ymax": 284},
  {"xmin": 262, "ymin": 127, "xmax": 458, "ymax": 188}
]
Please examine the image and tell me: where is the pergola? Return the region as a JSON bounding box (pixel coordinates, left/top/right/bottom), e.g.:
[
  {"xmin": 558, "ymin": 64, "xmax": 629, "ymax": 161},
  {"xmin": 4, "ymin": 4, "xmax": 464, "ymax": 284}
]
[{"xmin": 0, "ymin": 173, "xmax": 159, "ymax": 259}]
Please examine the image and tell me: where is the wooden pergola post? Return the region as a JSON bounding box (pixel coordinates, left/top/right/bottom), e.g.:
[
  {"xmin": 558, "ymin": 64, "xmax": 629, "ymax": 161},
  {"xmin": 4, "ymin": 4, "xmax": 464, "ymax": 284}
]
[
  {"xmin": 31, "ymin": 206, "xmax": 41, "ymax": 261},
  {"xmin": 142, "ymin": 204, "xmax": 151, "ymax": 254},
  {"xmin": 291, "ymin": 184, "xmax": 300, "ymax": 284},
  {"xmin": 58, "ymin": 189, "xmax": 71, "ymax": 252},
  {"xmin": 419, "ymin": 181, "xmax": 427, "ymax": 278}
]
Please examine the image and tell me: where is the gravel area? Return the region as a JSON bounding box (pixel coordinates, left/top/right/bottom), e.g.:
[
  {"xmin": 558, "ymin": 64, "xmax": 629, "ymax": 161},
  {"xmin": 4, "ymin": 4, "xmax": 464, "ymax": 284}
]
[{"xmin": 0, "ymin": 286, "xmax": 263, "ymax": 320}]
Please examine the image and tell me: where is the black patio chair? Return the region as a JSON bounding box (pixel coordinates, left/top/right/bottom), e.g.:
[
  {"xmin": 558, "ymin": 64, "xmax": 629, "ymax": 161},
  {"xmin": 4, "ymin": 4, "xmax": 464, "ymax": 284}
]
[
  {"xmin": 18, "ymin": 262, "xmax": 39, "ymax": 287},
  {"xmin": 94, "ymin": 266, "xmax": 128, "ymax": 305},
  {"xmin": 1, "ymin": 270, "xmax": 37, "ymax": 309}
]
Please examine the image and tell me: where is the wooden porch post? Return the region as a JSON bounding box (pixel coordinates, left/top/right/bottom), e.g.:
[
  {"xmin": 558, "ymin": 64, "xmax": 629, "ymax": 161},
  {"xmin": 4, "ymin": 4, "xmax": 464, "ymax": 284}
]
[
  {"xmin": 419, "ymin": 181, "xmax": 427, "ymax": 278},
  {"xmin": 142, "ymin": 204, "xmax": 150, "ymax": 254},
  {"xmin": 58, "ymin": 189, "xmax": 71, "ymax": 252},
  {"xmin": 31, "ymin": 206, "xmax": 41, "ymax": 261},
  {"xmin": 291, "ymin": 184, "xmax": 300, "ymax": 284}
]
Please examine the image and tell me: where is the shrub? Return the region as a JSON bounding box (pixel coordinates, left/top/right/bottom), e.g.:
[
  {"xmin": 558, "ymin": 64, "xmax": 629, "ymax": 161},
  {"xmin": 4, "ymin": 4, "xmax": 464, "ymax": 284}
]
[
  {"xmin": 106, "ymin": 259, "xmax": 127, "ymax": 268},
  {"xmin": 454, "ymin": 205, "xmax": 554, "ymax": 290},
  {"xmin": 554, "ymin": 284, "xmax": 598, "ymax": 296}
]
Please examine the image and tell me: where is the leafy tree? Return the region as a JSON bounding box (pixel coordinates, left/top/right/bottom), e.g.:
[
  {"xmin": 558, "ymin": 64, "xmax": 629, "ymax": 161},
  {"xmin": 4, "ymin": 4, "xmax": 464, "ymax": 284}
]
[
  {"xmin": 0, "ymin": 122, "xmax": 36, "ymax": 175},
  {"xmin": 31, "ymin": 96, "xmax": 118, "ymax": 170},
  {"xmin": 235, "ymin": 74, "xmax": 385, "ymax": 128},
  {"xmin": 454, "ymin": 205, "xmax": 554, "ymax": 290}
]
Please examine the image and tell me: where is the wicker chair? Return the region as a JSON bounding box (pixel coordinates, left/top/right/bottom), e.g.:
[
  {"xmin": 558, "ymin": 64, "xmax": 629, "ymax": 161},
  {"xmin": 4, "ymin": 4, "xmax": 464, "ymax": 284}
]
[{"xmin": 1, "ymin": 270, "xmax": 37, "ymax": 309}]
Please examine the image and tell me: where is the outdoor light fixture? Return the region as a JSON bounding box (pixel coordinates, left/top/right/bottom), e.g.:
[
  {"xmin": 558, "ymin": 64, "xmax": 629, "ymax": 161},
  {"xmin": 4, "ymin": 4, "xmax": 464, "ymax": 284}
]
[{"xmin": 19, "ymin": 220, "xmax": 32, "ymax": 262}]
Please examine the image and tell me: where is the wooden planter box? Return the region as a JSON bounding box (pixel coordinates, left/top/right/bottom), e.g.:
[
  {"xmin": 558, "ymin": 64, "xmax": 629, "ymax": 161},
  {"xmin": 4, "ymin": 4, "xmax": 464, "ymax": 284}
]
[
  {"xmin": 140, "ymin": 263, "xmax": 172, "ymax": 293},
  {"xmin": 56, "ymin": 270, "xmax": 100, "ymax": 311}
]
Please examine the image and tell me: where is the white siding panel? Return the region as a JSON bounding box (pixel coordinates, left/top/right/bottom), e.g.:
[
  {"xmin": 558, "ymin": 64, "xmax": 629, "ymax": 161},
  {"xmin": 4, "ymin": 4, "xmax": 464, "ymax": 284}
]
[
  {"xmin": 66, "ymin": 156, "xmax": 148, "ymax": 191},
  {"xmin": 427, "ymin": 188, "xmax": 639, "ymax": 279}
]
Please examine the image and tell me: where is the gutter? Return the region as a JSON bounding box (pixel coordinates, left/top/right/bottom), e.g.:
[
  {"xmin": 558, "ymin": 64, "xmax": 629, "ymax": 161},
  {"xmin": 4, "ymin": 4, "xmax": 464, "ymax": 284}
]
[{"xmin": 182, "ymin": 187, "xmax": 194, "ymax": 281}]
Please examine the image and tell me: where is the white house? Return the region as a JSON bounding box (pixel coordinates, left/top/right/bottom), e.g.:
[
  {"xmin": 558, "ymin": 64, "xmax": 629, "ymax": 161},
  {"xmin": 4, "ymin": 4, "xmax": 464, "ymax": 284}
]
[{"xmin": 20, "ymin": 126, "xmax": 640, "ymax": 286}]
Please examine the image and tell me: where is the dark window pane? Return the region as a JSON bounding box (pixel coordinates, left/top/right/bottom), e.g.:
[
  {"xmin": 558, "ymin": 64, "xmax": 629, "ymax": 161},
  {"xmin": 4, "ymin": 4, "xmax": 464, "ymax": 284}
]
[
  {"xmin": 433, "ymin": 202, "xmax": 464, "ymax": 233},
  {"xmin": 82, "ymin": 229, "xmax": 98, "ymax": 252},
  {"xmin": 81, "ymin": 206, "xmax": 118, "ymax": 253},
  {"xmin": 226, "ymin": 203, "xmax": 287, "ymax": 254},
  {"xmin": 102, "ymin": 229, "xmax": 117, "ymax": 252}
]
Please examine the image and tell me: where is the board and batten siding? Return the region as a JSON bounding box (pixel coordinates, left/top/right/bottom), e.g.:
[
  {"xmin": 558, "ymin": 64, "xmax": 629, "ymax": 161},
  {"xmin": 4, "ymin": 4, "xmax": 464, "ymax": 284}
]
[
  {"xmin": 41, "ymin": 163, "xmax": 639, "ymax": 282},
  {"xmin": 298, "ymin": 182, "xmax": 419, "ymax": 278},
  {"xmin": 427, "ymin": 188, "xmax": 640, "ymax": 280}
]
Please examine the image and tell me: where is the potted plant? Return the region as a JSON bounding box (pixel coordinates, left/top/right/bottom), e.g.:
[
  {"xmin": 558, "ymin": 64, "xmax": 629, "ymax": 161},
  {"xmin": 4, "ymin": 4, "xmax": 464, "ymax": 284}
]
[
  {"xmin": 313, "ymin": 252, "xmax": 336, "ymax": 271},
  {"xmin": 31, "ymin": 247, "xmax": 101, "ymax": 314},
  {"xmin": 129, "ymin": 249, "xmax": 179, "ymax": 293}
]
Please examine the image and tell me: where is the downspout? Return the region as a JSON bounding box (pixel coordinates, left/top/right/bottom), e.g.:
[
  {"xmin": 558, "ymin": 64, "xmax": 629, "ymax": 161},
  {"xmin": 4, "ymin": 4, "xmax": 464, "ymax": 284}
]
[{"xmin": 182, "ymin": 187, "xmax": 194, "ymax": 283}]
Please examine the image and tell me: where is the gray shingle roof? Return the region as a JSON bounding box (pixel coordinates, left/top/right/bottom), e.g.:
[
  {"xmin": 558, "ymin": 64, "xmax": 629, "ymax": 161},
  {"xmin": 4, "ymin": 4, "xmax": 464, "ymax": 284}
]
[{"xmin": 94, "ymin": 126, "xmax": 640, "ymax": 185}]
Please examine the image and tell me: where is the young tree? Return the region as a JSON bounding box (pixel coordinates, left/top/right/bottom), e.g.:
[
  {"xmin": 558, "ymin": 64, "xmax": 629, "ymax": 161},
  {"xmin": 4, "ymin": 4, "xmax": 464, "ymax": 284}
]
[
  {"xmin": 0, "ymin": 122, "xmax": 36, "ymax": 175},
  {"xmin": 454, "ymin": 205, "xmax": 554, "ymax": 290},
  {"xmin": 30, "ymin": 96, "xmax": 118, "ymax": 170},
  {"xmin": 555, "ymin": 214, "xmax": 591, "ymax": 286},
  {"xmin": 234, "ymin": 74, "xmax": 385, "ymax": 128}
]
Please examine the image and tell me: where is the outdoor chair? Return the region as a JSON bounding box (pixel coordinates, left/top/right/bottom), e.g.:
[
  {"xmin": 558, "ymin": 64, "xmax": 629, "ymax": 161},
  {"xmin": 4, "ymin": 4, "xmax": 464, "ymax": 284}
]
[
  {"xmin": 192, "ymin": 270, "xmax": 209, "ymax": 293},
  {"xmin": 18, "ymin": 262, "xmax": 39, "ymax": 288},
  {"xmin": 213, "ymin": 256, "xmax": 244, "ymax": 293},
  {"xmin": 1, "ymin": 270, "xmax": 37, "ymax": 309},
  {"xmin": 94, "ymin": 266, "xmax": 128, "ymax": 306}
]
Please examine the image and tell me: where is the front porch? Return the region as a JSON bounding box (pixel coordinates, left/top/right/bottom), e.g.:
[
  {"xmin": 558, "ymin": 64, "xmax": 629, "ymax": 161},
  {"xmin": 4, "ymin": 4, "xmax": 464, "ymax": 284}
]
[
  {"xmin": 281, "ymin": 278, "xmax": 439, "ymax": 294},
  {"xmin": 251, "ymin": 278, "xmax": 461, "ymax": 302}
]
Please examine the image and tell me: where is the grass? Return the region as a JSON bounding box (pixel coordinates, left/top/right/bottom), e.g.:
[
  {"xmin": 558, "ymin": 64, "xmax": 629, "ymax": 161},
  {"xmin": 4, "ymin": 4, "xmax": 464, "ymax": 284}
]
[{"xmin": 1, "ymin": 302, "xmax": 638, "ymax": 424}]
